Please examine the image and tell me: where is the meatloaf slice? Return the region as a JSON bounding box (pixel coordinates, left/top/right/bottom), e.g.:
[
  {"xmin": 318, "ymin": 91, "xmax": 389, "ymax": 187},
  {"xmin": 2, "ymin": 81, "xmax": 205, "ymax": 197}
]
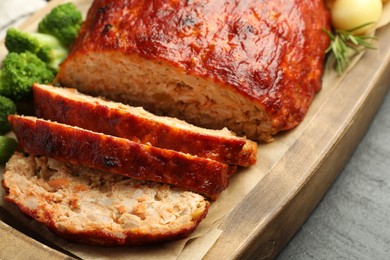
[
  {"xmin": 33, "ymin": 83, "xmax": 257, "ymax": 166},
  {"xmin": 2, "ymin": 152, "xmax": 210, "ymax": 245},
  {"xmin": 57, "ymin": 0, "xmax": 330, "ymax": 142},
  {"xmin": 8, "ymin": 115, "xmax": 232, "ymax": 198}
]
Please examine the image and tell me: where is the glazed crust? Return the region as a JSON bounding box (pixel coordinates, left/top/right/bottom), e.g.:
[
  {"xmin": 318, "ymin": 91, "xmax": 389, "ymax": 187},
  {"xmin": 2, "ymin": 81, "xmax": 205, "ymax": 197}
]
[
  {"xmin": 33, "ymin": 83, "xmax": 257, "ymax": 166},
  {"xmin": 8, "ymin": 115, "xmax": 231, "ymax": 198},
  {"xmin": 59, "ymin": 0, "xmax": 330, "ymax": 140}
]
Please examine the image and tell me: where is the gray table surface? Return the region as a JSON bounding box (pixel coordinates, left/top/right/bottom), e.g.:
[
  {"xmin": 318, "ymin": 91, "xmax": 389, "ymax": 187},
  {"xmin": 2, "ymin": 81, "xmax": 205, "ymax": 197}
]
[{"xmin": 278, "ymin": 87, "xmax": 390, "ymax": 259}]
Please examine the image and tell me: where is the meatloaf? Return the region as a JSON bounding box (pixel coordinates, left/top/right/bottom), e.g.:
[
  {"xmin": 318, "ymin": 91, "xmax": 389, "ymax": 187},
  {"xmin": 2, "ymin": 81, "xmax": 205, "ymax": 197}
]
[
  {"xmin": 33, "ymin": 83, "xmax": 257, "ymax": 166},
  {"xmin": 2, "ymin": 152, "xmax": 209, "ymax": 245},
  {"xmin": 57, "ymin": 0, "xmax": 330, "ymax": 142},
  {"xmin": 8, "ymin": 115, "xmax": 232, "ymax": 198}
]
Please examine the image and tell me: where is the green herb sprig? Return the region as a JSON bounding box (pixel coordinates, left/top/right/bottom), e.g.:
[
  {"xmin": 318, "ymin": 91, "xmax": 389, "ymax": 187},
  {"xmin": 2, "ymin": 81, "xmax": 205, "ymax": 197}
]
[{"xmin": 323, "ymin": 23, "xmax": 377, "ymax": 75}]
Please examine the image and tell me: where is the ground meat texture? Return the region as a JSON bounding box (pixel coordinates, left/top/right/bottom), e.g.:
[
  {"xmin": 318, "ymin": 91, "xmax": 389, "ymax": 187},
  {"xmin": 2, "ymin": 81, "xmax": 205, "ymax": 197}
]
[
  {"xmin": 56, "ymin": 0, "xmax": 330, "ymax": 142},
  {"xmin": 2, "ymin": 152, "xmax": 210, "ymax": 245},
  {"xmin": 33, "ymin": 83, "xmax": 257, "ymax": 166},
  {"xmin": 8, "ymin": 115, "xmax": 233, "ymax": 198}
]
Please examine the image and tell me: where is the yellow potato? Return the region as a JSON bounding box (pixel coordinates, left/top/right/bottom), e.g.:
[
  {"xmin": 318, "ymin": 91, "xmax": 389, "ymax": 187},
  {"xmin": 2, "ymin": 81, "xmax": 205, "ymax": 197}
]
[{"xmin": 331, "ymin": 0, "xmax": 383, "ymax": 34}]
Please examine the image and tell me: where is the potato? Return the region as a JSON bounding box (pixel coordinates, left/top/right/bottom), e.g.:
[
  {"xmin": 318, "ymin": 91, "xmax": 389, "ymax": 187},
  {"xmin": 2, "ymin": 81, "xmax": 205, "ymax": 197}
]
[{"xmin": 331, "ymin": 0, "xmax": 383, "ymax": 34}]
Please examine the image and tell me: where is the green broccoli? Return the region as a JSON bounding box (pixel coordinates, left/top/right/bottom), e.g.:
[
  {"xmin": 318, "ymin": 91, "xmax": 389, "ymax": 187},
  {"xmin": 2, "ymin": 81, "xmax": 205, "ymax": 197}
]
[
  {"xmin": 0, "ymin": 136, "xmax": 18, "ymax": 164},
  {"xmin": 38, "ymin": 2, "xmax": 82, "ymax": 47},
  {"xmin": 0, "ymin": 95, "xmax": 17, "ymax": 134},
  {"xmin": 5, "ymin": 28, "xmax": 68, "ymax": 72},
  {"xmin": 0, "ymin": 52, "xmax": 54, "ymax": 100}
]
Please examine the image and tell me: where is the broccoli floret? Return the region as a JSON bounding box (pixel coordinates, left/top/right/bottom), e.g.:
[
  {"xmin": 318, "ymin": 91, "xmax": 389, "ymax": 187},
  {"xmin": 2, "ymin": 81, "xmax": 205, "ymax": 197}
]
[
  {"xmin": 0, "ymin": 136, "xmax": 18, "ymax": 164},
  {"xmin": 0, "ymin": 95, "xmax": 17, "ymax": 134},
  {"xmin": 0, "ymin": 52, "xmax": 54, "ymax": 100},
  {"xmin": 5, "ymin": 28, "xmax": 68, "ymax": 72},
  {"xmin": 38, "ymin": 3, "xmax": 82, "ymax": 47}
]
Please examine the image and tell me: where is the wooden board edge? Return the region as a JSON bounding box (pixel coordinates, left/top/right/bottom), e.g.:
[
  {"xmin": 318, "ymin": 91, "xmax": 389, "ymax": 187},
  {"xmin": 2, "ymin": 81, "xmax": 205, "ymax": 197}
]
[
  {"xmin": 204, "ymin": 25, "xmax": 390, "ymax": 259},
  {"xmin": 0, "ymin": 221, "xmax": 72, "ymax": 260}
]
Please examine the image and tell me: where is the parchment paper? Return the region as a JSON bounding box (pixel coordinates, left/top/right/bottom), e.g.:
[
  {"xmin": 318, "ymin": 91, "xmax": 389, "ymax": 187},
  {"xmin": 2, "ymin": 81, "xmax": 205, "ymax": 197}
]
[{"xmin": 1, "ymin": 1, "xmax": 390, "ymax": 259}]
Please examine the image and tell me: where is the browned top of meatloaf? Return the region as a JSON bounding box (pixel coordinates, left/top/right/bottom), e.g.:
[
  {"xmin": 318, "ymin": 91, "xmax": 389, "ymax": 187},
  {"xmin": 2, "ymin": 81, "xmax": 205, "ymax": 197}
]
[
  {"xmin": 2, "ymin": 152, "xmax": 209, "ymax": 246},
  {"xmin": 68, "ymin": 0, "xmax": 330, "ymax": 132}
]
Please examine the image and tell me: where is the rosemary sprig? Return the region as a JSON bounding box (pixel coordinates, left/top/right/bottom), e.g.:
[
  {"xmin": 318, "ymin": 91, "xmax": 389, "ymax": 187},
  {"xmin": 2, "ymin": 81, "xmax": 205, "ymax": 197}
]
[{"xmin": 323, "ymin": 23, "xmax": 377, "ymax": 75}]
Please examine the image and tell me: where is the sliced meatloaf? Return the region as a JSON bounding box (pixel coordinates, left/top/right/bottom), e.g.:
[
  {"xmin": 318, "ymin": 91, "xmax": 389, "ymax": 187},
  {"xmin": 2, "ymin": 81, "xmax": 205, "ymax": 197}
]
[
  {"xmin": 2, "ymin": 152, "xmax": 209, "ymax": 245},
  {"xmin": 33, "ymin": 83, "xmax": 257, "ymax": 167},
  {"xmin": 8, "ymin": 115, "xmax": 232, "ymax": 198},
  {"xmin": 57, "ymin": 0, "xmax": 330, "ymax": 142}
]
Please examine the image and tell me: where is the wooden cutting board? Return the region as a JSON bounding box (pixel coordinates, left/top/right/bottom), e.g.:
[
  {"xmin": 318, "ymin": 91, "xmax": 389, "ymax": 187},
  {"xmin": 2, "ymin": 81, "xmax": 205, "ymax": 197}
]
[{"xmin": 1, "ymin": 1, "xmax": 390, "ymax": 259}]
